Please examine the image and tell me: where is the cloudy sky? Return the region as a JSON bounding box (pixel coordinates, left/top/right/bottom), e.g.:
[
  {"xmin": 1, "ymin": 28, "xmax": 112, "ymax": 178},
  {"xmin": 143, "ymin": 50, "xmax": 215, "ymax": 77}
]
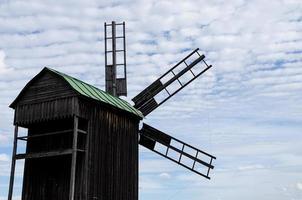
[{"xmin": 0, "ymin": 0, "xmax": 302, "ymax": 199}]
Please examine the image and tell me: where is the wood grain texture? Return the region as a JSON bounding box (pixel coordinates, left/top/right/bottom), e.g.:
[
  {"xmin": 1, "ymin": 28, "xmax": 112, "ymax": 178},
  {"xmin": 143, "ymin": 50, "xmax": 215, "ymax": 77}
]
[
  {"xmin": 78, "ymin": 98, "xmax": 139, "ymax": 200},
  {"xmin": 12, "ymin": 71, "xmax": 140, "ymax": 200}
]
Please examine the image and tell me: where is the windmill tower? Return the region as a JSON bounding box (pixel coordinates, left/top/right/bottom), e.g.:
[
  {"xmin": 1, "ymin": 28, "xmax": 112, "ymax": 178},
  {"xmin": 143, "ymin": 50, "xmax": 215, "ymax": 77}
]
[{"xmin": 7, "ymin": 21, "xmax": 216, "ymax": 200}]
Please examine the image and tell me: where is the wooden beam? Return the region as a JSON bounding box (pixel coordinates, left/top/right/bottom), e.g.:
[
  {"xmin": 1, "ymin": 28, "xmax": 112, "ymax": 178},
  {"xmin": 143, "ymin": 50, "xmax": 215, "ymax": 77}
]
[
  {"xmin": 16, "ymin": 128, "xmax": 86, "ymax": 140},
  {"xmin": 69, "ymin": 115, "xmax": 79, "ymax": 200},
  {"xmin": 111, "ymin": 21, "xmax": 117, "ymax": 96},
  {"xmin": 17, "ymin": 129, "xmax": 73, "ymax": 140},
  {"xmin": 8, "ymin": 125, "xmax": 18, "ymax": 200},
  {"xmin": 78, "ymin": 129, "xmax": 87, "ymax": 134},
  {"xmin": 15, "ymin": 149, "xmax": 85, "ymax": 160},
  {"xmin": 83, "ymin": 123, "xmax": 89, "ymax": 198}
]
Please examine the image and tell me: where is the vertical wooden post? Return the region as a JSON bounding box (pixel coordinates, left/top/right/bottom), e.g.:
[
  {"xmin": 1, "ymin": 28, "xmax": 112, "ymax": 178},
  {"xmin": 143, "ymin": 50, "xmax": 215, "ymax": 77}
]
[
  {"xmin": 122, "ymin": 21, "xmax": 127, "ymax": 82},
  {"xmin": 69, "ymin": 115, "xmax": 78, "ymax": 200},
  {"xmin": 8, "ymin": 125, "xmax": 18, "ymax": 200},
  {"xmin": 111, "ymin": 21, "xmax": 117, "ymax": 96},
  {"xmin": 83, "ymin": 122, "xmax": 89, "ymax": 199}
]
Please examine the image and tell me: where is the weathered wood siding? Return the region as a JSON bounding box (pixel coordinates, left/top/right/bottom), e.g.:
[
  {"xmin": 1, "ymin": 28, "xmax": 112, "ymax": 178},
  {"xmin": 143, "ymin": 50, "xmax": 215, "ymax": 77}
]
[
  {"xmin": 22, "ymin": 119, "xmax": 71, "ymax": 200},
  {"xmin": 13, "ymin": 71, "xmax": 78, "ymax": 126},
  {"xmin": 17, "ymin": 71, "xmax": 76, "ymax": 105},
  {"xmin": 12, "ymin": 71, "xmax": 141, "ymax": 200},
  {"xmin": 14, "ymin": 97, "xmax": 76, "ymax": 126},
  {"xmin": 21, "ymin": 118, "xmax": 88, "ymax": 200},
  {"xmin": 78, "ymin": 99, "xmax": 140, "ymax": 200},
  {"xmin": 22, "ymin": 156, "xmax": 71, "ymax": 200}
]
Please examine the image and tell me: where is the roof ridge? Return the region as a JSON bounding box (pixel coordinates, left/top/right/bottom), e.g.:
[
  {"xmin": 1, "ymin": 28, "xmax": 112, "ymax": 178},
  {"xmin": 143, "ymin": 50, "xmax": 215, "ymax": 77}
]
[{"xmin": 45, "ymin": 67, "xmax": 143, "ymax": 118}]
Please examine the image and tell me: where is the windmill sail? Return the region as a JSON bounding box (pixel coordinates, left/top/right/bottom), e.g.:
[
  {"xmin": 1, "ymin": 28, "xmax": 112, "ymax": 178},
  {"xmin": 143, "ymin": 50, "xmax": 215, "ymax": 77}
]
[
  {"xmin": 139, "ymin": 123, "xmax": 216, "ymax": 179},
  {"xmin": 132, "ymin": 48, "xmax": 212, "ymax": 116},
  {"xmin": 104, "ymin": 21, "xmax": 127, "ymax": 97}
]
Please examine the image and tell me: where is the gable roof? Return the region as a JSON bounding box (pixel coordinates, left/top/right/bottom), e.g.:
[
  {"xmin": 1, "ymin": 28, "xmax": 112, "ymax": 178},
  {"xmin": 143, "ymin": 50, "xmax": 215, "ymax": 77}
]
[{"xmin": 10, "ymin": 67, "xmax": 143, "ymax": 119}]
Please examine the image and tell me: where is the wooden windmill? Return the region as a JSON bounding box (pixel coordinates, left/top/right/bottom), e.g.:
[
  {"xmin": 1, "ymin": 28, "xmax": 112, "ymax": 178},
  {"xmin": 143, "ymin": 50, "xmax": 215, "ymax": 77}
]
[{"xmin": 7, "ymin": 21, "xmax": 215, "ymax": 200}]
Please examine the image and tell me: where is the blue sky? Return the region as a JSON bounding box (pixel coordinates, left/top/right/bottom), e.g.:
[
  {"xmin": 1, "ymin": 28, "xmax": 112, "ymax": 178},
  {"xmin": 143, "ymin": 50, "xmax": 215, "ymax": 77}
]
[{"xmin": 0, "ymin": 0, "xmax": 302, "ymax": 199}]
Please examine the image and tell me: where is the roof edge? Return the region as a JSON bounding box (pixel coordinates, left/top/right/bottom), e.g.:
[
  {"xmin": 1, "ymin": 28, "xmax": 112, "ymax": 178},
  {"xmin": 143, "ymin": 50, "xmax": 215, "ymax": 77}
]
[
  {"xmin": 46, "ymin": 68, "xmax": 143, "ymax": 119},
  {"xmin": 10, "ymin": 67, "xmax": 144, "ymax": 119},
  {"xmin": 9, "ymin": 67, "xmax": 49, "ymax": 108}
]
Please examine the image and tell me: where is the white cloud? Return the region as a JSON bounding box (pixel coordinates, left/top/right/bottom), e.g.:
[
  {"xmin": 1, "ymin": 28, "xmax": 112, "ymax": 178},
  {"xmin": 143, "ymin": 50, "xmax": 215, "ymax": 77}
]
[
  {"xmin": 297, "ymin": 182, "xmax": 302, "ymax": 191},
  {"xmin": 0, "ymin": 0, "xmax": 301, "ymax": 200},
  {"xmin": 159, "ymin": 172, "xmax": 171, "ymax": 179},
  {"xmin": 0, "ymin": 50, "xmax": 11, "ymax": 74},
  {"xmin": 0, "ymin": 133, "xmax": 10, "ymax": 146},
  {"xmin": 0, "ymin": 154, "xmax": 9, "ymax": 162},
  {"xmin": 238, "ymin": 164, "xmax": 264, "ymax": 171}
]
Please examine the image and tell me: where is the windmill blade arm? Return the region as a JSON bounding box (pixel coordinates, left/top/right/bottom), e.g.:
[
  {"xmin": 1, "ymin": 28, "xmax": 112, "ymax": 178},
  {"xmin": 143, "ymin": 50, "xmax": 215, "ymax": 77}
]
[
  {"xmin": 132, "ymin": 48, "xmax": 212, "ymax": 116},
  {"xmin": 132, "ymin": 49, "xmax": 200, "ymax": 107},
  {"xmin": 139, "ymin": 123, "xmax": 216, "ymax": 179}
]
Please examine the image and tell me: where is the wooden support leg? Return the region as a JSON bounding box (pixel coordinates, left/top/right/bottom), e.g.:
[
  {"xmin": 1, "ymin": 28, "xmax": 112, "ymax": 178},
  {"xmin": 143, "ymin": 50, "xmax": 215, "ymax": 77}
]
[
  {"xmin": 8, "ymin": 126, "xmax": 18, "ymax": 200},
  {"xmin": 69, "ymin": 116, "xmax": 78, "ymax": 200}
]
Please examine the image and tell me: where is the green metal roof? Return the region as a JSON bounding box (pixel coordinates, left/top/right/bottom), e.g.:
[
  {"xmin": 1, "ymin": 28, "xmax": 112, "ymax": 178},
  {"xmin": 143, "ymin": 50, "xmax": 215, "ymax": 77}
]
[{"xmin": 47, "ymin": 68, "xmax": 143, "ymax": 118}]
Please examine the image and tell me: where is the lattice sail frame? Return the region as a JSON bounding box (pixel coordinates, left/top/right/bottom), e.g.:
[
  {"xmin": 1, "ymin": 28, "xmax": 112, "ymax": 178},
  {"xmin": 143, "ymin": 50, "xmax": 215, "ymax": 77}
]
[
  {"xmin": 104, "ymin": 21, "xmax": 127, "ymax": 97},
  {"xmin": 139, "ymin": 123, "xmax": 216, "ymax": 179},
  {"xmin": 132, "ymin": 48, "xmax": 212, "ymax": 116},
  {"xmin": 132, "ymin": 48, "xmax": 216, "ymax": 179}
]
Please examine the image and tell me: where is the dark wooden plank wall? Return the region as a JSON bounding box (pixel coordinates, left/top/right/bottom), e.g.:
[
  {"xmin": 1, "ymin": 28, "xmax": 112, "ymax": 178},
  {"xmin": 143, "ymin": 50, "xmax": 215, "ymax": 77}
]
[
  {"xmin": 78, "ymin": 99, "xmax": 140, "ymax": 200},
  {"xmin": 21, "ymin": 118, "xmax": 87, "ymax": 200},
  {"xmin": 12, "ymin": 70, "xmax": 141, "ymax": 200},
  {"xmin": 26, "ymin": 119, "xmax": 74, "ymax": 153},
  {"xmin": 22, "ymin": 119, "xmax": 75, "ymax": 200},
  {"xmin": 17, "ymin": 71, "xmax": 76, "ymax": 106},
  {"xmin": 15, "ymin": 97, "xmax": 76, "ymax": 126},
  {"xmin": 22, "ymin": 156, "xmax": 71, "ymax": 200},
  {"xmin": 13, "ymin": 71, "xmax": 78, "ymax": 126},
  {"xmin": 75, "ymin": 118, "xmax": 88, "ymax": 200}
]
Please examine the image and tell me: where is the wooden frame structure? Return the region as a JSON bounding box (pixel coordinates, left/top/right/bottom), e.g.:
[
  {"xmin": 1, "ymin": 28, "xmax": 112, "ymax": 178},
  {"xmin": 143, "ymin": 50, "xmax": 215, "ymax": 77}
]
[
  {"xmin": 132, "ymin": 48, "xmax": 212, "ymax": 116},
  {"xmin": 139, "ymin": 123, "xmax": 215, "ymax": 179},
  {"xmin": 8, "ymin": 68, "xmax": 141, "ymax": 200},
  {"xmin": 104, "ymin": 21, "xmax": 127, "ymax": 97}
]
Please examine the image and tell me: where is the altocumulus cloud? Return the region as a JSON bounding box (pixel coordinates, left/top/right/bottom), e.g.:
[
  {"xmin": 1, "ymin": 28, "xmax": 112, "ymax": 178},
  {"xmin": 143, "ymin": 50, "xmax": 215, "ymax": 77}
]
[
  {"xmin": 297, "ymin": 182, "xmax": 302, "ymax": 191},
  {"xmin": 0, "ymin": 0, "xmax": 302, "ymax": 200},
  {"xmin": 0, "ymin": 50, "xmax": 11, "ymax": 74}
]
